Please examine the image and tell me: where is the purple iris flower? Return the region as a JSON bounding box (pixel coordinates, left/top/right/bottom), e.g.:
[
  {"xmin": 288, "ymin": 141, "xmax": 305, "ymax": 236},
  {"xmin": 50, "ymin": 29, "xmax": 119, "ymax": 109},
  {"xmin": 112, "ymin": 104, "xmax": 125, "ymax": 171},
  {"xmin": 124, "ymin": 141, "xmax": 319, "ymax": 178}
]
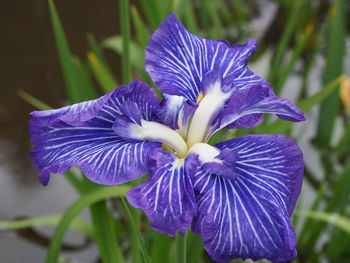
[{"xmin": 30, "ymin": 14, "xmax": 305, "ymax": 263}]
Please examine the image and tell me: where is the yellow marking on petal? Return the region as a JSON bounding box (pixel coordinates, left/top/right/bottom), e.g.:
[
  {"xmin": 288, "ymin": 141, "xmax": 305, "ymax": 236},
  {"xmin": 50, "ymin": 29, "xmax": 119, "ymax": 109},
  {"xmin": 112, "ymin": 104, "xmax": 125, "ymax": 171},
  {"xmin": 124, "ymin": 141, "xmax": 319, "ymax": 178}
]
[
  {"xmin": 196, "ymin": 92, "xmax": 204, "ymax": 104},
  {"xmin": 161, "ymin": 144, "xmax": 175, "ymax": 153},
  {"xmin": 340, "ymin": 75, "xmax": 350, "ymax": 115},
  {"xmin": 176, "ymin": 158, "xmax": 184, "ymax": 167}
]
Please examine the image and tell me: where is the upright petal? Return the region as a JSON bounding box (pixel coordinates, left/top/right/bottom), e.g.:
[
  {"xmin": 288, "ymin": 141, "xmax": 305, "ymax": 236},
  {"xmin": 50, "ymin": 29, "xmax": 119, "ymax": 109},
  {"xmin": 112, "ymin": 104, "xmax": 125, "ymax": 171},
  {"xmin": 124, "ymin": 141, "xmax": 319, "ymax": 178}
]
[
  {"xmin": 193, "ymin": 135, "xmax": 303, "ymax": 262},
  {"xmin": 145, "ymin": 13, "xmax": 269, "ymax": 104},
  {"xmin": 127, "ymin": 149, "xmax": 199, "ymax": 236},
  {"xmin": 30, "ymin": 80, "xmax": 161, "ymax": 186}
]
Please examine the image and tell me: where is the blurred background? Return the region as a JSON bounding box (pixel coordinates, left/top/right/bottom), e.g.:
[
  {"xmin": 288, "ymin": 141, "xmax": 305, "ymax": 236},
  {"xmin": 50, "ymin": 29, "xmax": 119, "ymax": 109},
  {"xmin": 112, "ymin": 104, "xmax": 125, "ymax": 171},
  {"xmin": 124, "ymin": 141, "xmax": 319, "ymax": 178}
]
[{"xmin": 0, "ymin": 0, "xmax": 350, "ymax": 262}]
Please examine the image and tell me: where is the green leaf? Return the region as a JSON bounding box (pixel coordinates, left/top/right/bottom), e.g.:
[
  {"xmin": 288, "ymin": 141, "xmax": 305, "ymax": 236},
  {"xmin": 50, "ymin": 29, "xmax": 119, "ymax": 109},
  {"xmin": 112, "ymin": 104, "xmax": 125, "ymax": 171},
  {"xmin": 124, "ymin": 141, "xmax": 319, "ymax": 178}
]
[
  {"xmin": 295, "ymin": 210, "xmax": 350, "ymax": 235},
  {"xmin": 150, "ymin": 232, "xmax": 172, "ymax": 263},
  {"xmin": 255, "ymin": 76, "xmax": 343, "ymax": 134},
  {"xmin": 120, "ymin": 196, "xmax": 150, "ymax": 263},
  {"xmin": 131, "ymin": 5, "xmax": 150, "ymax": 48},
  {"xmin": 0, "ymin": 214, "xmax": 94, "ymax": 240},
  {"xmin": 315, "ymin": 0, "xmax": 346, "ymax": 148},
  {"xmin": 267, "ymin": 0, "xmax": 304, "ymax": 87},
  {"xmin": 102, "ymin": 36, "xmax": 144, "ymax": 74},
  {"xmin": 72, "ymin": 56, "xmax": 98, "ymax": 100},
  {"xmin": 87, "ymin": 51, "xmax": 118, "ymax": 93},
  {"xmin": 17, "ymin": 89, "xmax": 51, "ymax": 110},
  {"xmin": 120, "ymin": 0, "xmax": 131, "ymax": 83},
  {"xmin": 48, "ymin": 0, "xmax": 80, "ymax": 104},
  {"xmin": 46, "ymin": 185, "xmax": 129, "ymax": 263}
]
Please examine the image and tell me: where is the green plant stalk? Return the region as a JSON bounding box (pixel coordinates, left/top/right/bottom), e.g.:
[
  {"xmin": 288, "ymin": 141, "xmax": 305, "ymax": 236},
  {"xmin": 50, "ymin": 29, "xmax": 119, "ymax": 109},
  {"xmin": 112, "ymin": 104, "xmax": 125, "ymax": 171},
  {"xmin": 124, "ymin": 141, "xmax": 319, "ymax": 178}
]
[
  {"xmin": 87, "ymin": 33, "xmax": 114, "ymax": 75},
  {"xmin": 131, "ymin": 5, "xmax": 150, "ymax": 48},
  {"xmin": 315, "ymin": 0, "xmax": 346, "ymax": 148},
  {"xmin": 267, "ymin": 0, "xmax": 303, "ymax": 88},
  {"xmin": 300, "ymin": 157, "xmax": 350, "ymax": 253},
  {"xmin": 84, "ymin": 179, "xmax": 124, "ymax": 263},
  {"xmin": 275, "ymin": 24, "xmax": 314, "ymax": 94},
  {"xmin": 120, "ymin": 195, "xmax": 150, "ymax": 263},
  {"xmin": 120, "ymin": 0, "xmax": 131, "ymax": 83},
  {"xmin": 45, "ymin": 185, "xmax": 129, "ymax": 263},
  {"xmin": 175, "ymin": 232, "xmax": 187, "ymax": 263},
  {"xmin": 88, "ymin": 51, "xmax": 118, "ymax": 92},
  {"xmin": 0, "ymin": 214, "xmax": 94, "ymax": 239},
  {"xmin": 17, "ymin": 89, "xmax": 51, "ymax": 111},
  {"xmin": 199, "ymin": 0, "xmax": 211, "ymax": 38},
  {"xmin": 48, "ymin": 0, "xmax": 80, "ymax": 104}
]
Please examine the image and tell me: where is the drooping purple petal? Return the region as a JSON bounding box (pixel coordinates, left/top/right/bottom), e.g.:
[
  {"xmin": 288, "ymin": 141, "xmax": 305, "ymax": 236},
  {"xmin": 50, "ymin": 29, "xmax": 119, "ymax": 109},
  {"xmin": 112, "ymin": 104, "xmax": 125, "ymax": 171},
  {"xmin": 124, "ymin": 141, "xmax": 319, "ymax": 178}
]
[
  {"xmin": 30, "ymin": 80, "xmax": 161, "ymax": 186},
  {"xmin": 127, "ymin": 149, "xmax": 199, "ymax": 236},
  {"xmin": 145, "ymin": 13, "xmax": 269, "ymax": 104},
  {"xmin": 210, "ymin": 86, "xmax": 305, "ymax": 134},
  {"xmin": 193, "ymin": 135, "xmax": 303, "ymax": 262}
]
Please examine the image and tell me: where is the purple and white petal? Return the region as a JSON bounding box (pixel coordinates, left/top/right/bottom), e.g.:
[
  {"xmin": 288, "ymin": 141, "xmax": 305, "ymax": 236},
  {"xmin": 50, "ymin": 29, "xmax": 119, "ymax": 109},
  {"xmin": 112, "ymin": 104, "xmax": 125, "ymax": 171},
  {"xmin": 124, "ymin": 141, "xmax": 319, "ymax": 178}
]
[
  {"xmin": 30, "ymin": 80, "xmax": 161, "ymax": 186},
  {"xmin": 193, "ymin": 135, "xmax": 303, "ymax": 262},
  {"xmin": 145, "ymin": 13, "xmax": 269, "ymax": 104},
  {"xmin": 210, "ymin": 86, "xmax": 305, "ymax": 134},
  {"xmin": 127, "ymin": 149, "xmax": 199, "ymax": 236}
]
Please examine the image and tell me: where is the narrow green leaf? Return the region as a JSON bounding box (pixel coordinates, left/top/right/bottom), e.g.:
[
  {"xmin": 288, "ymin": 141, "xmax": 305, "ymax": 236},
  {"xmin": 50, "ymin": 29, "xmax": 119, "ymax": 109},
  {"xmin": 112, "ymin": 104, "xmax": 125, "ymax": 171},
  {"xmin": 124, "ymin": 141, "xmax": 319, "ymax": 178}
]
[
  {"xmin": 186, "ymin": 230, "xmax": 203, "ymax": 263},
  {"xmin": 102, "ymin": 36, "xmax": 149, "ymax": 81},
  {"xmin": 275, "ymin": 24, "xmax": 314, "ymax": 94},
  {"xmin": 150, "ymin": 232, "xmax": 172, "ymax": 263},
  {"xmin": 175, "ymin": 232, "xmax": 187, "ymax": 263},
  {"xmin": 72, "ymin": 56, "xmax": 98, "ymax": 100},
  {"xmin": 120, "ymin": 196, "xmax": 150, "ymax": 263},
  {"xmin": 295, "ymin": 210, "xmax": 350, "ymax": 235},
  {"xmin": 87, "ymin": 33, "xmax": 114, "ymax": 75},
  {"xmin": 131, "ymin": 6, "xmax": 150, "ymax": 48},
  {"xmin": 87, "ymin": 52, "xmax": 118, "ymax": 92},
  {"xmin": 267, "ymin": 0, "xmax": 304, "ymax": 87},
  {"xmin": 46, "ymin": 185, "xmax": 129, "ymax": 263},
  {"xmin": 315, "ymin": 0, "xmax": 346, "ymax": 148},
  {"xmin": 0, "ymin": 214, "xmax": 94, "ymax": 240},
  {"xmin": 17, "ymin": 89, "xmax": 51, "ymax": 110},
  {"xmin": 48, "ymin": 0, "xmax": 80, "ymax": 104},
  {"xmin": 120, "ymin": 0, "xmax": 131, "ymax": 83}
]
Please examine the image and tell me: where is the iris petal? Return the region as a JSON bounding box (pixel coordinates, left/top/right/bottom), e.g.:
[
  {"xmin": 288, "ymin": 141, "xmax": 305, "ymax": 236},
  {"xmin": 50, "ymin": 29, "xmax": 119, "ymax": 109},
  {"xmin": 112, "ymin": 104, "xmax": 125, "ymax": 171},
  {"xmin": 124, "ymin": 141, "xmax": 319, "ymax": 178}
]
[
  {"xmin": 209, "ymin": 86, "xmax": 305, "ymax": 136},
  {"xmin": 127, "ymin": 149, "xmax": 199, "ymax": 236},
  {"xmin": 193, "ymin": 134, "xmax": 303, "ymax": 262},
  {"xmin": 30, "ymin": 80, "xmax": 161, "ymax": 185},
  {"xmin": 145, "ymin": 13, "xmax": 267, "ymax": 104}
]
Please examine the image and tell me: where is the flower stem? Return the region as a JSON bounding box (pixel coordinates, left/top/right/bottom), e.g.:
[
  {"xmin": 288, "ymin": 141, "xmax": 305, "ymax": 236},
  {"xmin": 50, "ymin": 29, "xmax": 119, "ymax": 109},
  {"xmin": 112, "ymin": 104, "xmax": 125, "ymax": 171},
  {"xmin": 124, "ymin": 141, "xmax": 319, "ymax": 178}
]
[{"xmin": 175, "ymin": 231, "xmax": 187, "ymax": 263}]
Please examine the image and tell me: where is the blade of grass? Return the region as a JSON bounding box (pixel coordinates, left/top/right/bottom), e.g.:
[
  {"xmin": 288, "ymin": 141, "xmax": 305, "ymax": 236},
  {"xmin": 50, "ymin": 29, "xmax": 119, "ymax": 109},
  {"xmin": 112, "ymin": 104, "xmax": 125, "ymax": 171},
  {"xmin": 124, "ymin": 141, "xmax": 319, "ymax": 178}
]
[
  {"xmin": 150, "ymin": 232, "xmax": 173, "ymax": 263},
  {"xmin": 315, "ymin": 0, "xmax": 346, "ymax": 148},
  {"xmin": 120, "ymin": 0, "xmax": 131, "ymax": 83},
  {"xmin": 87, "ymin": 33, "xmax": 114, "ymax": 75},
  {"xmin": 48, "ymin": 0, "xmax": 80, "ymax": 104},
  {"xmin": 87, "ymin": 52, "xmax": 118, "ymax": 92},
  {"xmin": 275, "ymin": 24, "xmax": 314, "ymax": 94},
  {"xmin": 17, "ymin": 89, "xmax": 51, "ymax": 110},
  {"xmin": 120, "ymin": 196, "xmax": 151, "ymax": 263},
  {"xmin": 267, "ymin": 0, "xmax": 304, "ymax": 88},
  {"xmin": 102, "ymin": 36, "xmax": 145, "ymax": 77},
  {"xmin": 299, "ymin": 157, "xmax": 350, "ymax": 253},
  {"xmin": 0, "ymin": 214, "xmax": 94, "ymax": 240},
  {"xmin": 295, "ymin": 210, "xmax": 350, "ymax": 235},
  {"xmin": 45, "ymin": 185, "xmax": 129, "ymax": 263},
  {"xmin": 186, "ymin": 230, "xmax": 203, "ymax": 263},
  {"xmin": 131, "ymin": 5, "xmax": 150, "ymax": 48},
  {"xmin": 175, "ymin": 232, "xmax": 187, "ymax": 263},
  {"xmin": 72, "ymin": 56, "xmax": 98, "ymax": 100}
]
